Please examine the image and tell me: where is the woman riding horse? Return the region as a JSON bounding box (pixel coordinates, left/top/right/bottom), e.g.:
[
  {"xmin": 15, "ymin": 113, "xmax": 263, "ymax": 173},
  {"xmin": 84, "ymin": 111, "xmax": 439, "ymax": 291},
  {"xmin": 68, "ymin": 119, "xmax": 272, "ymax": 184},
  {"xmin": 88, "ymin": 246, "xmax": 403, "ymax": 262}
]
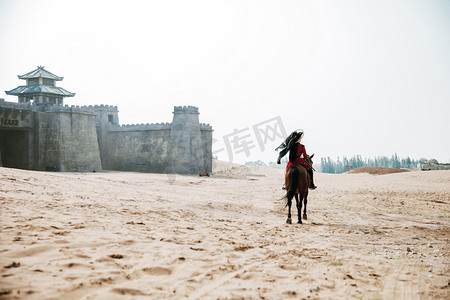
[{"xmin": 276, "ymin": 129, "xmax": 317, "ymax": 189}]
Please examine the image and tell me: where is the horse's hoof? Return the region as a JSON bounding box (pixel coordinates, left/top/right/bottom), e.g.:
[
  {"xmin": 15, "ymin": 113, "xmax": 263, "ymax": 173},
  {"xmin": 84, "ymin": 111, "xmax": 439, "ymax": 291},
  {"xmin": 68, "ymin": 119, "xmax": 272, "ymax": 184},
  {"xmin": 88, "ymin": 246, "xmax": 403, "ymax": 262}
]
[
  {"xmin": 297, "ymin": 220, "xmax": 302, "ymax": 224},
  {"xmin": 303, "ymin": 215, "xmax": 308, "ymax": 220},
  {"xmin": 286, "ymin": 218, "xmax": 292, "ymax": 224}
]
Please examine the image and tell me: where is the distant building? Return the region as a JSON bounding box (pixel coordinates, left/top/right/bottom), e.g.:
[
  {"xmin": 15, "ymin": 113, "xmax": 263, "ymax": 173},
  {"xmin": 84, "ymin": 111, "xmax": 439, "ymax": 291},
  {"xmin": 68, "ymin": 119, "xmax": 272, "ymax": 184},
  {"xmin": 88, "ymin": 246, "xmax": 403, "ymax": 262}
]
[
  {"xmin": 1, "ymin": 66, "xmax": 212, "ymax": 174},
  {"xmin": 419, "ymin": 159, "xmax": 450, "ymax": 171},
  {"xmin": 6, "ymin": 65, "xmax": 75, "ymax": 105}
]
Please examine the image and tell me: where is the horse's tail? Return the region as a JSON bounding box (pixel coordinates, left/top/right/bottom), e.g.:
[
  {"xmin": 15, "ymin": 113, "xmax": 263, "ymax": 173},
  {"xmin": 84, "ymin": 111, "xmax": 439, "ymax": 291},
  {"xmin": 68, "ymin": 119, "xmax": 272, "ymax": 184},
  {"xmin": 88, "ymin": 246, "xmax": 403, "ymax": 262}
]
[{"xmin": 284, "ymin": 166, "xmax": 299, "ymax": 206}]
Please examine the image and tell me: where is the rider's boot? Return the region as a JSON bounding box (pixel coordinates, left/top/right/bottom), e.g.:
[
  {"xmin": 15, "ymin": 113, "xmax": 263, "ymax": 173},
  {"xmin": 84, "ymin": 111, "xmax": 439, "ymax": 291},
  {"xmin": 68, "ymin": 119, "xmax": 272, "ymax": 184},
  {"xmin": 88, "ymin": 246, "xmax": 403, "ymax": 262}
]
[{"xmin": 308, "ymin": 169, "xmax": 317, "ymax": 189}]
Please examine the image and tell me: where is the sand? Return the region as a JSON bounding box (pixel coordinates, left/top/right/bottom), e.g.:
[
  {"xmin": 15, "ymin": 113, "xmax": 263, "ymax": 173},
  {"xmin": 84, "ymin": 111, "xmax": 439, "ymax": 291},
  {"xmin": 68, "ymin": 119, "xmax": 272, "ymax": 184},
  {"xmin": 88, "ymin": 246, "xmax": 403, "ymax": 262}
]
[
  {"xmin": 0, "ymin": 163, "xmax": 449, "ymax": 299},
  {"xmin": 347, "ymin": 167, "xmax": 410, "ymax": 175}
]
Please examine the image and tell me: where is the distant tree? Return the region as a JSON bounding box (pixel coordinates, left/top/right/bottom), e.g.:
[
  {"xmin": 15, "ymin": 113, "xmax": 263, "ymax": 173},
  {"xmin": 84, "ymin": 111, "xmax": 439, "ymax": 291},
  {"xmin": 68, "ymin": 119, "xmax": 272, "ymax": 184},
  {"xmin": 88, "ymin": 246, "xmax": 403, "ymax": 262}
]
[
  {"xmin": 391, "ymin": 153, "xmax": 401, "ymax": 168},
  {"xmin": 245, "ymin": 160, "xmax": 267, "ymax": 166},
  {"xmin": 268, "ymin": 157, "xmax": 288, "ymax": 169},
  {"xmin": 322, "ymin": 157, "xmax": 336, "ymax": 173},
  {"xmin": 402, "ymin": 157, "xmax": 412, "ymax": 169},
  {"xmin": 378, "ymin": 156, "xmax": 389, "ymax": 168},
  {"xmin": 355, "ymin": 155, "xmax": 364, "ymax": 168},
  {"xmin": 336, "ymin": 157, "xmax": 344, "ymax": 174},
  {"xmin": 319, "ymin": 154, "xmax": 428, "ymax": 173}
]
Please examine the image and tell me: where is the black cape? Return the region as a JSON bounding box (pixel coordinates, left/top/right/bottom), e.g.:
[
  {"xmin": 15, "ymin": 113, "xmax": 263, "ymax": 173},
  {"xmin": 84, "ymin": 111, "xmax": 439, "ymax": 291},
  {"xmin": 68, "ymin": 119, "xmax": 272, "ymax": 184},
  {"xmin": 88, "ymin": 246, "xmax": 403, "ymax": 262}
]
[{"xmin": 275, "ymin": 131, "xmax": 302, "ymax": 164}]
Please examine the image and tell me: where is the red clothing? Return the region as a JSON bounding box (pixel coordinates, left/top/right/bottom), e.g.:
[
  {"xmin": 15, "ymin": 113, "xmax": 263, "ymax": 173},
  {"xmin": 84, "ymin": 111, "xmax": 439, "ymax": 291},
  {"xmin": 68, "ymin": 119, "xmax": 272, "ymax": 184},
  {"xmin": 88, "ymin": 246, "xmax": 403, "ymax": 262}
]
[{"xmin": 286, "ymin": 143, "xmax": 310, "ymax": 170}]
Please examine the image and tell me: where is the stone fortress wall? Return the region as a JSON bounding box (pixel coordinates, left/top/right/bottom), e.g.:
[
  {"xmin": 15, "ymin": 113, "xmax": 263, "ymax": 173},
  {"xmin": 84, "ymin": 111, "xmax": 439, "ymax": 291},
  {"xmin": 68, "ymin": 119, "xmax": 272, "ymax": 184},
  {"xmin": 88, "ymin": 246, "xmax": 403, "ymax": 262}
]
[{"xmin": 0, "ymin": 99, "xmax": 212, "ymax": 174}]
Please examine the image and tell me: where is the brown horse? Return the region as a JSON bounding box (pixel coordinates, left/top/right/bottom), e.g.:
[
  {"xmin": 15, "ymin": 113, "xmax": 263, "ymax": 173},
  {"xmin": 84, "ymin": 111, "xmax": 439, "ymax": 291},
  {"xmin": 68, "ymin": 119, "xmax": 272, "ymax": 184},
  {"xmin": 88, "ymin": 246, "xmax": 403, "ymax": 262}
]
[{"xmin": 283, "ymin": 154, "xmax": 314, "ymax": 224}]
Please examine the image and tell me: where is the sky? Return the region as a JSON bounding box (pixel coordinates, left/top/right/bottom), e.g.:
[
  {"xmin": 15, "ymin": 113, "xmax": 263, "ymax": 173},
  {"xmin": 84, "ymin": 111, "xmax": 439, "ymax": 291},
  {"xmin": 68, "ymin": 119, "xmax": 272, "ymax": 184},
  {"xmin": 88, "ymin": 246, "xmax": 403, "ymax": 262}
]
[{"xmin": 1, "ymin": 0, "xmax": 449, "ymax": 164}]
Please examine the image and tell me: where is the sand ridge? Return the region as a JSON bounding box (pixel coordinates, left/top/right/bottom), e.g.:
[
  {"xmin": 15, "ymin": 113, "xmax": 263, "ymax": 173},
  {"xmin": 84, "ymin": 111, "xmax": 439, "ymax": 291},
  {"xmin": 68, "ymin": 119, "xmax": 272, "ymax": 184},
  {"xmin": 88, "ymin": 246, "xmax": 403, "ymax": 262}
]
[
  {"xmin": 347, "ymin": 166, "xmax": 410, "ymax": 175},
  {"xmin": 0, "ymin": 164, "xmax": 449, "ymax": 299}
]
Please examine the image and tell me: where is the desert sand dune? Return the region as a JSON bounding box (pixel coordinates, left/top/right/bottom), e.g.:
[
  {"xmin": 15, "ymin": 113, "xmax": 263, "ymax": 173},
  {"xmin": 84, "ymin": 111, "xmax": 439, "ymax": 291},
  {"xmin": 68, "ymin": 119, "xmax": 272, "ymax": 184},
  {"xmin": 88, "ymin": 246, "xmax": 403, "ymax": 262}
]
[{"xmin": 0, "ymin": 163, "xmax": 449, "ymax": 299}]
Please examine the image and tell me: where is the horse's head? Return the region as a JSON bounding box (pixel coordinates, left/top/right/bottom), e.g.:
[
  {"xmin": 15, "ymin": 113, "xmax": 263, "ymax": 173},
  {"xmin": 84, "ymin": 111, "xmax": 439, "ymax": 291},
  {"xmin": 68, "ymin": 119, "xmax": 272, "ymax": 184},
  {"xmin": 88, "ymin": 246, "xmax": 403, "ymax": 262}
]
[{"xmin": 306, "ymin": 153, "xmax": 314, "ymax": 165}]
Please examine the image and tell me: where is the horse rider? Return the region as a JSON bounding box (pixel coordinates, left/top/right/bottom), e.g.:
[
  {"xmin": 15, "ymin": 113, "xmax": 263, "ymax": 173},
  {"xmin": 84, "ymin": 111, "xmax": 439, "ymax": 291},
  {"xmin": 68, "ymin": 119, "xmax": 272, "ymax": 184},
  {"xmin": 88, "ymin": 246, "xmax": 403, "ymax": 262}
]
[{"xmin": 276, "ymin": 129, "xmax": 317, "ymax": 189}]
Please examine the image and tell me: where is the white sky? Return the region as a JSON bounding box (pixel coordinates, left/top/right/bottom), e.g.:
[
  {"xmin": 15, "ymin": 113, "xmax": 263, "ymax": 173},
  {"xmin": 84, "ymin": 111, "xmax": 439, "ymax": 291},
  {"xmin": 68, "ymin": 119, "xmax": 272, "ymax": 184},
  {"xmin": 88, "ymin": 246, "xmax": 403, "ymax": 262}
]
[{"xmin": 1, "ymin": 0, "xmax": 449, "ymax": 164}]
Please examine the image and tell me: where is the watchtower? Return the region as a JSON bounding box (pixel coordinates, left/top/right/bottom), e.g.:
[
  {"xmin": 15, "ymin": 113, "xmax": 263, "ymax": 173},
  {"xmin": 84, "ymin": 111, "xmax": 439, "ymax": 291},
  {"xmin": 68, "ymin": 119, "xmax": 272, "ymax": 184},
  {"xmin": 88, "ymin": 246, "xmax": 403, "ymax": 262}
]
[
  {"xmin": 165, "ymin": 106, "xmax": 208, "ymax": 174},
  {"xmin": 5, "ymin": 66, "xmax": 75, "ymax": 105}
]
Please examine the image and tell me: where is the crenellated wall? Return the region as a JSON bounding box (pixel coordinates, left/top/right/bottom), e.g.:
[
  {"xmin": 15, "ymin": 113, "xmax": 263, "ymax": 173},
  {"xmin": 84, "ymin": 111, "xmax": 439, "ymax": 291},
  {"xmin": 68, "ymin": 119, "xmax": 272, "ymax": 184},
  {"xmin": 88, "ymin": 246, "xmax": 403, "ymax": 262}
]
[
  {"xmin": 0, "ymin": 102, "xmax": 103, "ymax": 171},
  {"xmin": 105, "ymin": 126, "xmax": 171, "ymax": 172},
  {"xmin": 0, "ymin": 100, "xmax": 212, "ymax": 174},
  {"xmin": 99, "ymin": 106, "xmax": 212, "ymax": 174}
]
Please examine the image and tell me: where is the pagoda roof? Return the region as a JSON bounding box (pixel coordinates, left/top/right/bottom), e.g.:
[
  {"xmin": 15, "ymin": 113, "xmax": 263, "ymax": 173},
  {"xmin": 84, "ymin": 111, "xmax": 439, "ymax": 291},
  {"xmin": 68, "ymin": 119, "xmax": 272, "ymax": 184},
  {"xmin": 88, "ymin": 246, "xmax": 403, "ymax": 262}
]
[
  {"xmin": 5, "ymin": 85, "xmax": 75, "ymax": 97},
  {"xmin": 18, "ymin": 66, "xmax": 64, "ymax": 81}
]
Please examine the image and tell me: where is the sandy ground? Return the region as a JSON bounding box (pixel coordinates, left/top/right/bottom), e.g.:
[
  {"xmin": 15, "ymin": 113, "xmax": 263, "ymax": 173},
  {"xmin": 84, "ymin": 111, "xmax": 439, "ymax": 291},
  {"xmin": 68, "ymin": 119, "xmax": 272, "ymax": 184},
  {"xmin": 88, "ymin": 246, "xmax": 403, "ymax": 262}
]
[{"xmin": 0, "ymin": 162, "xmax": 449, "ymax": 299}]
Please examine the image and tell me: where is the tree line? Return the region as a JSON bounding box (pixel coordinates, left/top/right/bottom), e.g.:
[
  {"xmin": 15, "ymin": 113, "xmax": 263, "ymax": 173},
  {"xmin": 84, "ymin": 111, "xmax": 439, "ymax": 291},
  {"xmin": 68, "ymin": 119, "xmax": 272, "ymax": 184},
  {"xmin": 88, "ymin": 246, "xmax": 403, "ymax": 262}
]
[{"xmin": 320, "ymin": 154, "xmax": 427, "ymax": 174}]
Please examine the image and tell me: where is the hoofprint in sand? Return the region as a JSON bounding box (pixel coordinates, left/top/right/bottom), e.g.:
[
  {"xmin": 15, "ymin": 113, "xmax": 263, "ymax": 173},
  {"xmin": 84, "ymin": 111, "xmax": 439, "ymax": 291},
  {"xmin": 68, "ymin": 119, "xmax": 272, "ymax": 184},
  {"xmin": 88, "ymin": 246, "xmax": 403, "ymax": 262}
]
[{"xmin": 0, "ymin": 164, "xmax": 449, "ymax": 299}]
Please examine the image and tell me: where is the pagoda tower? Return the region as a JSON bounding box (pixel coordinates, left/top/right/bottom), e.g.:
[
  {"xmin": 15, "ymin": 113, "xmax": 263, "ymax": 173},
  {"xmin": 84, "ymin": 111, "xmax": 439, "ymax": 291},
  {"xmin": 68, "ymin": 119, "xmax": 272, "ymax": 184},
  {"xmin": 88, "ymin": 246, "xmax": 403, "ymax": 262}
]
[{"xmin": 5, "ymin": 66, "xmax": 75, "ymax": 105}]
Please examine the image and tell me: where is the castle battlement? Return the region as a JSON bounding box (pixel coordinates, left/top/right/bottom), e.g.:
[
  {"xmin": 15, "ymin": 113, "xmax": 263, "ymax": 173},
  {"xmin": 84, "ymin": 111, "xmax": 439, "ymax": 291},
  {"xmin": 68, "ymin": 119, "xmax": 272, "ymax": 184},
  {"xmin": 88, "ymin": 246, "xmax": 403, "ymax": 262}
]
[
  {"xmin": 200, "ymin": 123, "xmax": 213, "ymax": 130},
  {"xmin": 41, "ymin": 104, "xmax": 96, "ymax": 114},
  {"xmin": 173, "ymin": 105, "xmax": 199, "ymax": 114},
  {"xmin": 0, "ymin": 99, "xmax": 33, "ymax": 111},
  {"xmin": 0, "ymin": 99, "xmax": 119, "ymax": 114},
  {"xmin": 108, "ymin": 122, "xmax": 172, "ymax": 131},
  {"xmin": 88, "ymin": 104, "xmax": 119, "ymax": 111}
]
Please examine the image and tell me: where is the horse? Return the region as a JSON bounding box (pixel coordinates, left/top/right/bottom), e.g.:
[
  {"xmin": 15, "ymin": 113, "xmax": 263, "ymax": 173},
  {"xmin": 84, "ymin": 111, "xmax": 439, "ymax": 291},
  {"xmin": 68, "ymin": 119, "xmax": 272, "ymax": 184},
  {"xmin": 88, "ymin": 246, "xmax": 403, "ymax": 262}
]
[{"xmin": 283, "ymin": 154, "xmax": 314, "ymax": 224}]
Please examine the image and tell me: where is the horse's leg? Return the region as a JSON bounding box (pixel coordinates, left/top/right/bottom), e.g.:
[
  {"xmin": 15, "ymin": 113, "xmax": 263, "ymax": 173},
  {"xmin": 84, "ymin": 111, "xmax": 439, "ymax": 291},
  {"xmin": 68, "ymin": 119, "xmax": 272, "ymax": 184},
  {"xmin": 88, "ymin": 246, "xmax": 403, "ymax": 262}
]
[
  {"xmin": 294, "ymin": 193, "xmax": 302, "ymax": 224},
  {"xmin": 287, "ymin": 198, "xmax": 292, "ymax": 224},
  {"xmin": 297, "ymin": 193, "xmax": 303, "ymax": 224},
  {"xmin": 303, "ymin": 194, "xmax": 308, "ymax": 220}
]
